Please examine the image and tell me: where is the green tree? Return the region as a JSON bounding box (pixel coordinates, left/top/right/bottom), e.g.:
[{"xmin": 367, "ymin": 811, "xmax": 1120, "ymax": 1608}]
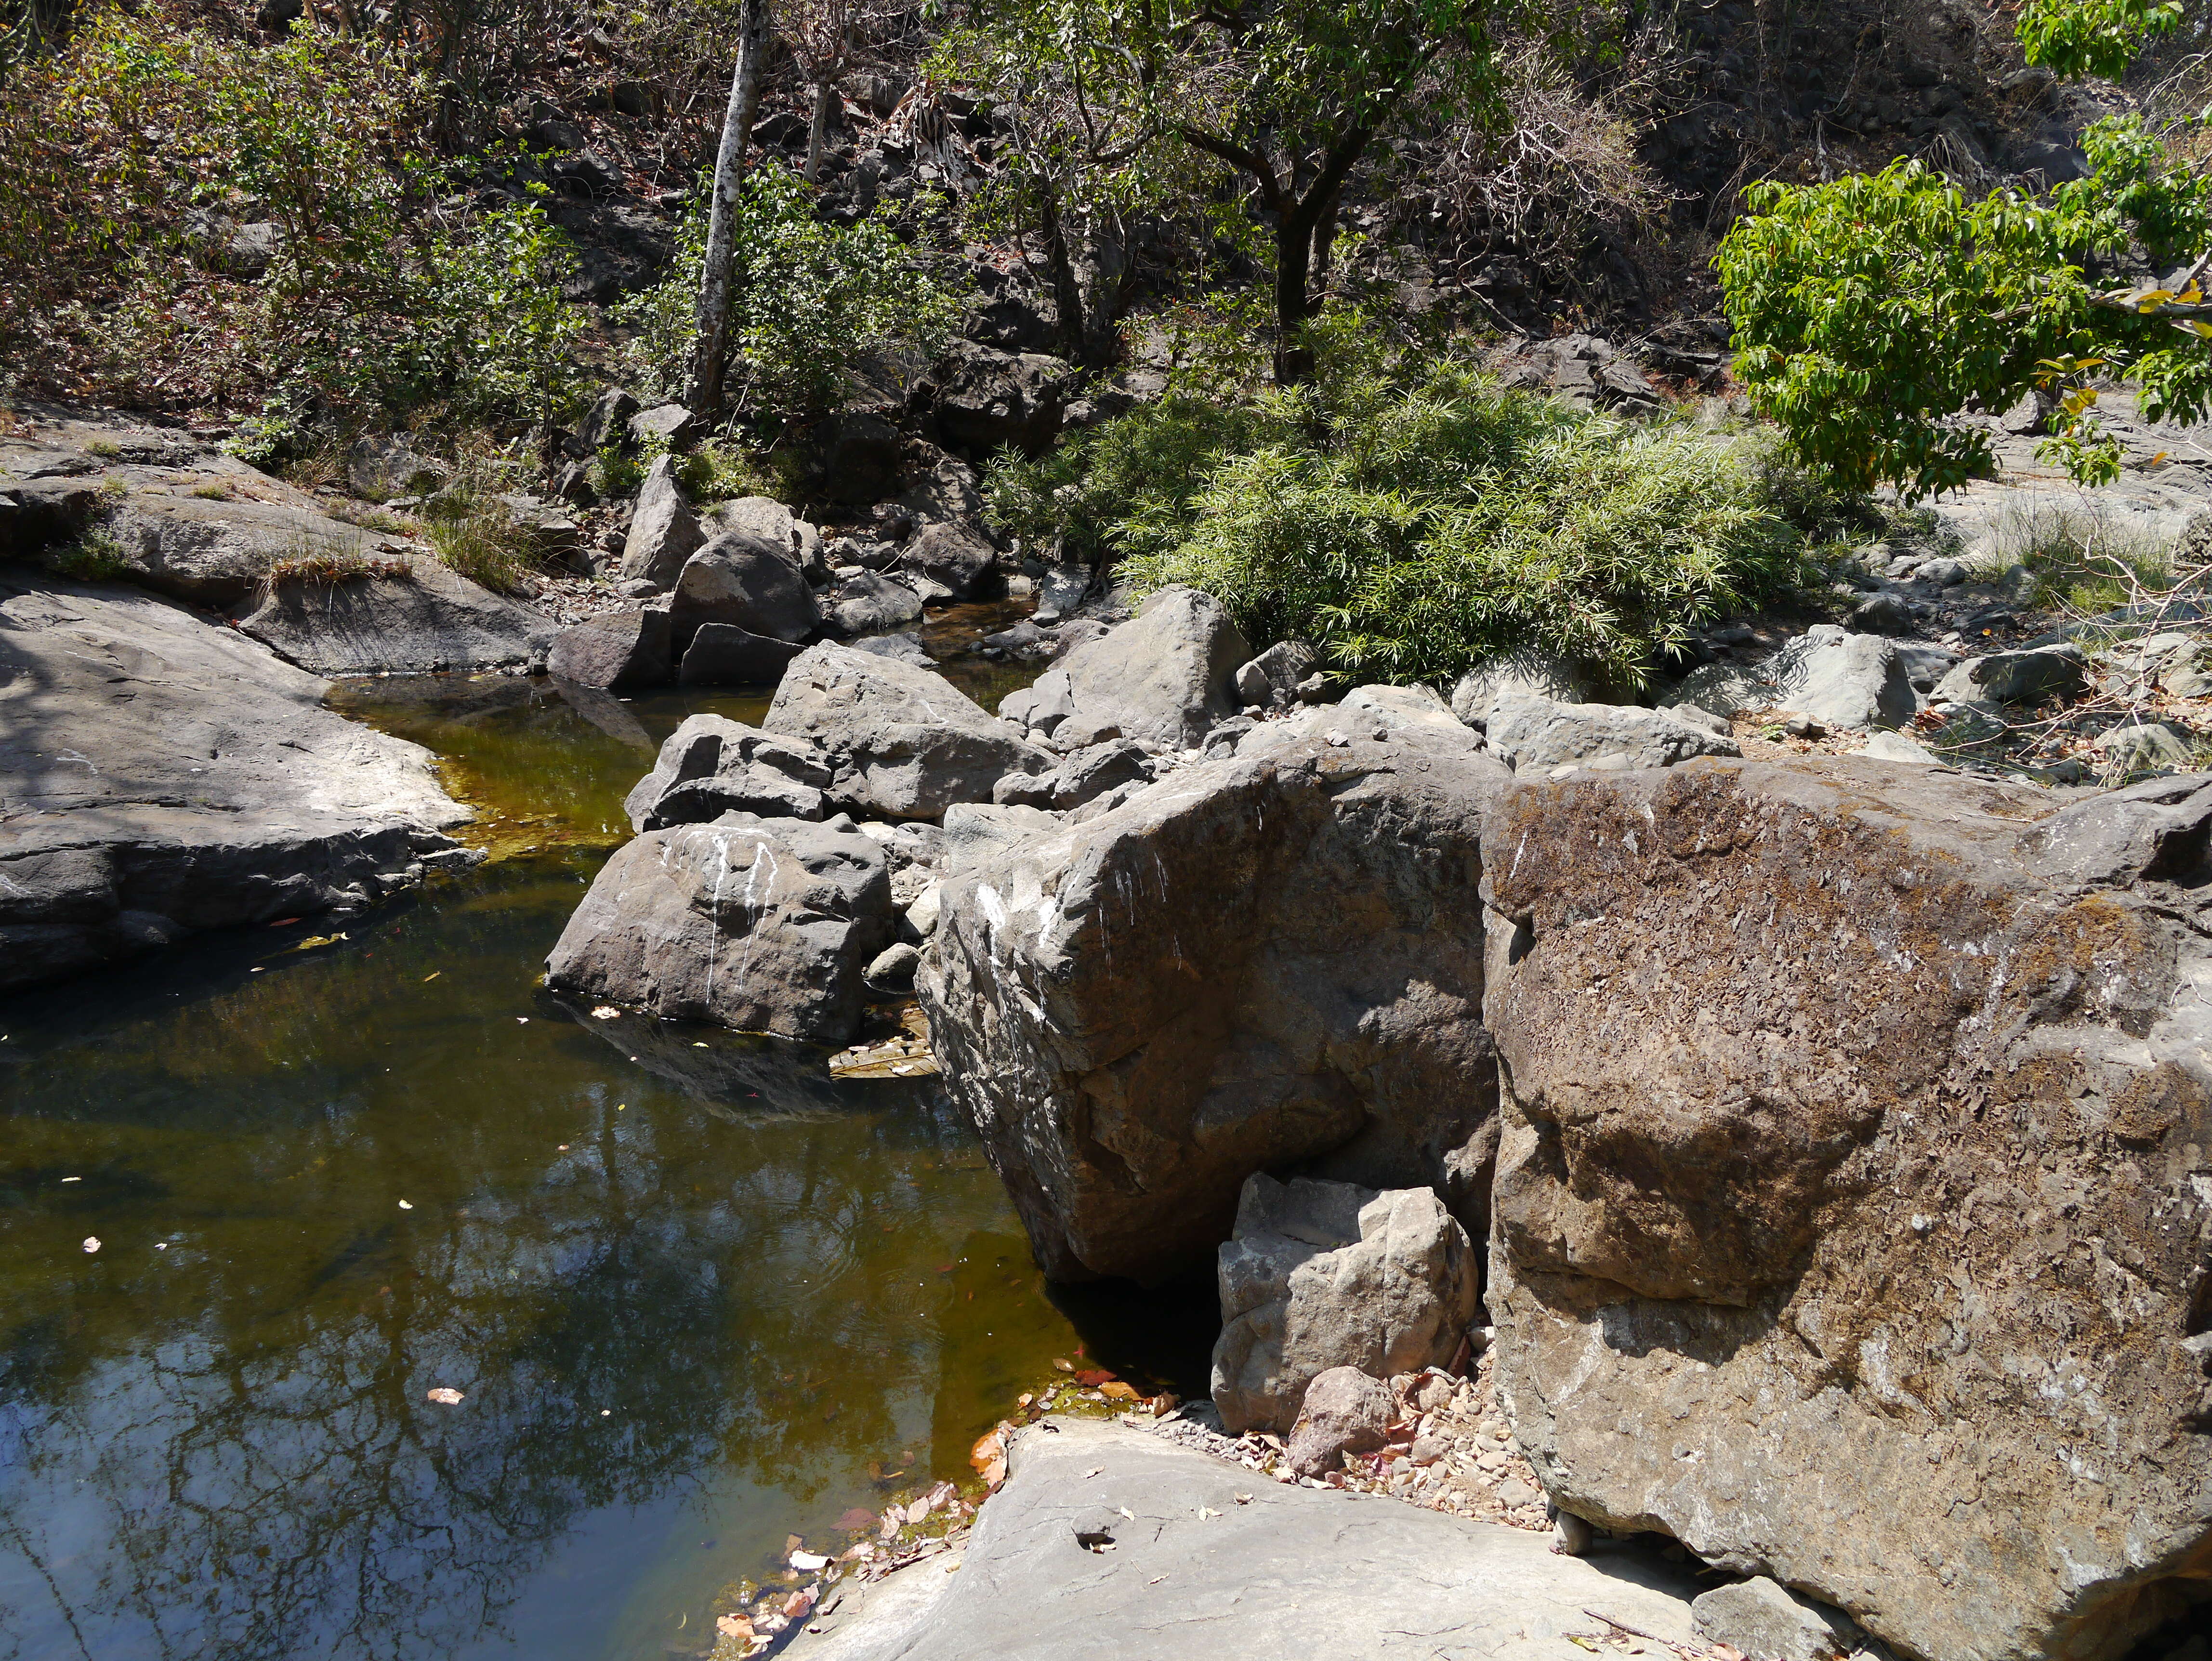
[
  {"xmin": 1717, "ymin": 0, "xmax": 2206, "ymax": 498},
  {"xmin": 939, "ymin": 0, "xmax": 1528, "ymax": 383}
]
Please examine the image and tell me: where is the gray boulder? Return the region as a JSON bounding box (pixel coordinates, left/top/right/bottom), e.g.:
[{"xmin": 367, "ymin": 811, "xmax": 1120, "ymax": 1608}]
[
  {"xmin": 1484, "ymin": 692, "xmax": 1740, "ymax": 774},
  {"xmin": 1033, "ymin": 562, "xmax": 1092, "ymax": 624},
  {"xmin": 1934, "ymin": 643, "xmax": 2088, "ymax": 707},
  {"xmin": 917, "ymin": 725, "xmax": 1509, "ymax": 1283},
  {"xmin": 1283, "ymin": 1366, "xmax": 1397, "ymax": 1480},
  {"xmin": 576, "ymin": 387, "xmax": 640, "ymax": 454},
  {"xmin": 937, "ymin": 801, "xmax": 1064, "ymax": 876},
  {"xmin": 345, "ymin": 433, "xmax": 450, "ymax": 500},
  {"xmin": 847, "ymin": 630, "xmax": 935, "ymax": 667},
  {"xmin": 991, "ymin": 739, "xmax": 1156, "ymax": 812},
  {"xmin": 764, "ymin": 642, "xmax": 1053, "ymax": 820},
  {"xmin": 1211, "ymin": 1174, "xmax": 1478, "ymax": 1435},
  {"xmin": 935, "ymin": 345, "xmax": 1075, "ymax": 456},
  {"xmin": 705, "ymin": 495, "xmax": 826, "ymax": 585},
  {"xmin": 234, "ymin": 553, "xmax": 553, "ymax": 674},
  {"xmin": 1337, "ymin": 683, "xmax": 1475, "ymax": 742},
  {"xmin": 616, "ymin": 455, "xmax": 704, "ymax": 587},
  {"xmin": 1450, "ymin": 649, "xmax": 1591, "ymax": 725},
  {"xmin": 676, "ymin": 622, "xmax": 804, "ymax": 687},
  {"xmin": 865, "ymin": 940, "xmax": 921, "ymax": 991},
  {"xmin": 1484, "ymin": 758, "xmax": 2212, "ymax": 1661},
  {"xmin": 542, "ymin": 812, "xmax": 891, "ymax": 1043},
  {"xmin": 670, "ymin": 534, "xmax": 822, "ymax": 646},
  {"xmin": 1671, "ymin": 659, "xmax": 1778, "ymax": 721},
  {"xmin": 101, "ymin": 485, "xmax": 386, "ymax": 606},
  {"xmin": 623, "ymin": 714, "xmax": 830, "ymax": 830},
  {"xmin": 1692, "ymin": 1579, "xmax": 1859, "ymax": 1661},
  {"xmin": 1050, "ymin": 586, "xmax": 1251, "ymax": 749},
  {"xmin": 901, "ymin": 519, "xmax": 996, "ymax": 598},
  {"xmin": 1235, "ymin": 640, "xmax": 1319, "ymax": 710},
  {"xmin": 832, "ymin": 570, "xmax": 924, "ymax": 636},
  {"xmin": 2093, "ymin": 718, "xmax": 2197, "ymax": 774},
  {"xmin": 1769, "ymin": 625, "xmax": 1916, "ymax": 730},
  {"xmin": 546, "ymin": 608, "xmax": 671, "ymax": 690}
]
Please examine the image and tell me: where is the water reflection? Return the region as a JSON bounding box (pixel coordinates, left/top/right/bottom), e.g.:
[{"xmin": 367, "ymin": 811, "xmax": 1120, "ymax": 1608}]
[
  {"xmin": 0, "ymin": 638, "xmax": 1176, "ymax": 1661},
  {"xmin": 0, "ymin": 864, "xmax": 1122, "ymax": 1661}
]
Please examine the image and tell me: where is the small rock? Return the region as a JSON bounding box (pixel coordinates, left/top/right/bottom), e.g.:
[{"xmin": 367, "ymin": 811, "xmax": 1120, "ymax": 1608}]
[
  {"xmin": 1783, "ymin": 712, "xmax": 1827, "ymax": 739},
  {"xmin": 1933, "ymin": 644, "xmax": 2087, "ymax": 707},
  {"xmin": 1283, "ymin": 1367, "xmax": 1396, "ymax": 1479},
  {"xmin": 1850, "ymin": 591, "xmax": 1918, "ymax": 633},
  {"xmin": 1861, "ymin": 730, "xmax": 1938, "ymax": 765},
  {"xmin": 1692, "ymin": 1576, "xmax": 1859, "ymax": 1661},
  {"xmin": 1550, "ymin": 1510, "xmax": 1593, "ymax": 1556},
  {"xmin": 2094, "ymin": 720, "xmax": 2198, "ymax": 774},
  {"xmin": 866, "ymin": 941, "xmax": 921, "ymax": 990}
]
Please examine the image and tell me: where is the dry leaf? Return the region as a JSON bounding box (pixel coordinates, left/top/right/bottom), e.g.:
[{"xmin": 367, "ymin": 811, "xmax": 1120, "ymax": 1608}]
[
  {"xmin": 1051, "ymin": 1358, "xmax": 1075, "ymax": 1372},
  {"xmin": 591, "ymin": 1006, "xmax": 620, "ymax": 1019},
  {"xmin": 970, "ymin": 1427, "xmax": 1005, "ymax": 1472},
  {"xmin": 81, "ymin": 1237, "xmax": 100, "ymax": 1253},
  {"xmin": 1099, "ymin": 1382, "xmax": 1140, "ymax": 1402},
  {"xmin": 790, "ymin": 1551, "xmax": 829, "ymax": 1571},
  {"xmin": 1083, "ymin": 1467, "xmax": 1103, "ymax": 1478},
  {"xmin": 425, "ymin": 1387, "xmax": 464, "ymax": 1406},
  {"xmin": 1197, "ymin": 1506, "xmax": 1221, "ymax": 1520},
  {"xmin": 715, "ymin": 1615, "xmax": 753, "ymax": 1640},
  {"xmin": 982, "ymin": 1456, "xmax": 1007, "ymax": 1489}
]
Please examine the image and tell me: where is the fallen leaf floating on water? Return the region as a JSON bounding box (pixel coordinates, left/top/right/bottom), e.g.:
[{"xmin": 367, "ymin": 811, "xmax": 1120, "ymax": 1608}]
[
  {"xmin": 421, "ymin": 971, "xmax": 439, "ymax": 982},
  {"xmin": 397, "ymin": 1200, "xmax": 413, "ymax": 1210},
  {"xmin": 425, "ymin": 1387, "xmax": 464, "ymax": 1405},
  {"xmin": 1100, "ymin": 1382, "xmax": 1140, "ymax": 1402},
  {"xmin": 716, "ymin": 1614, "xmax": 753, "ymax": 1641},
  {"xmin": 1051, "ymin": 1358, "xmax": 1075, "ymax": 1372},
  {"xmin": 291, "ymin": 932, "xmax": 347, "ymax": 951},
  {"xmin": 1073, "ymin": 1369, "xmax": 1117, "ymax": 1387},
  {"xmin": 789, "ymin": 1550, "xmax": 829, "ymax": 1571},
  {"xmin": 82, "ymin": 1237, "xmax": 100, "ymax": 1253},
  {"xmin": 835, "ymin": 1508, "xmax": 877, "ymax": 1531}
]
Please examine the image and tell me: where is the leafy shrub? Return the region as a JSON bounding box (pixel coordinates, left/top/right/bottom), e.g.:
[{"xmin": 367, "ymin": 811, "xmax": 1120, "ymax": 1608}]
[
  {"xmin": 673, "ymin": 437, "xmax": 778, "ymax": 504},
  {"xmin": 992, "ymin": 323, "xmax": 1829, "ymax": 690},
  {"xmin": 0, "ymin": 4, "xmax": 587, "ymax": 428},
  {"xmin": 589, "ymin": 445, "xmax": 645, "ymax": 501},
  {"xmin": 48, "ymin": 528, "xmax": 130, "ymax": 580},
  {"xmin": 617, "ymin": 164, "xmax": 958, "ymax": 427}
]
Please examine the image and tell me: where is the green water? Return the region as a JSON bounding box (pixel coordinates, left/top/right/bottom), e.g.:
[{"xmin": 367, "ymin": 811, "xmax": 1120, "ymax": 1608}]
[{"xmin": 0, "ymin": 634, "xmax": 1211, "ymax": 1661}]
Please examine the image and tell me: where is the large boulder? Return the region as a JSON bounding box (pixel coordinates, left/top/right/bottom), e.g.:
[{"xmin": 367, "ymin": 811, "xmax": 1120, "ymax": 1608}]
[
  {"xmin": 831, "ymin": 569, "xmax": 925, "ymax": 636},
  {"xmin": 764, "ymin": 642, "xmax": 1053, "ymax": 820},
  {"xmin": 232, "ymin": 553, "xmax": 553, "ymax": 675},
  {"xmin": 901, "ymin": 519, "xmax": 996, "ymax": 598},
  {"xmin": 917, "ymin": 725, "xmax": 1509, "ymax": 1283},
  {"xmin": 669, "ymin": 534, "xmax": 822, "ymax": 647},
  {"xmin": 707, "ymin": 495, "xmax": 828, "ymax": 585},
  {"xmin": 616, "ymin": 454, "xmax": 704, "ymax": 587},
  {"xmin": 542, "ymin": 812, "xmax": 891, "ymax": 1043},
  {"xmin": 0, "ymin": 575, "xmax": 471, "ymax": 990},
  {"xmin": 1211, "ymin": 1173, "xmax": 1479, "ymax": 1435},
  {"xmin": 1484, "ymin": 692, "xmax": 1740, "ymax": 774},
  {"xmin": 623, "ymin": 715, "xmax": 830, "ymax": 830},
  {"xmin": 1048, "ymin": 586, "xmax": 1251, "ymax": 749},
  {"xmin": 1482, "ymin": 758, "xmax": 2212, "ymax": 1661}
]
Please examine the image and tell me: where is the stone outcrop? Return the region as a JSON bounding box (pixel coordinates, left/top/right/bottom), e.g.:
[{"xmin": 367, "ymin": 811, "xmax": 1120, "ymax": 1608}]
[
  {"xmin": 232, "ymin": 552, "xmax": 553, "ymax": 675},
  {"xmin": 623, "ymin": 715, "xmax": 830, "ymax": 830},
  {"xmin": 764, "ymin": 642, "xmax": 1051, "ymax": 820},
  {"xmin": 542, "ymin": 812, "xmax": 891, "ymax": 1043},
  {"xmin": 1211, "ymin": 1173, "xmax": 1479, "ymax": 1434},
  {"xmin": 917, "ymin": 725, "xmax": 1508, "ymax": 1282},
  {"xmin": 0, "ymin": 574, "xmax": 472, "ymax": 990},
  {"xmin": 784, "ymin": 1415, "xmax": 1707, "ymax": 1661},
  {"xmin": 1482, "ymin": 758, "xmax": 2212, "ymax": 1661},
  {"xmin": 1041, "ymin": 585, "xmax": 1250, "ymax": 749}
]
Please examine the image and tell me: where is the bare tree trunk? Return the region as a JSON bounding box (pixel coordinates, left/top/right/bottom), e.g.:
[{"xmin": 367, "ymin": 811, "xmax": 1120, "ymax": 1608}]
[
  {"xmin": 804, "ymin": 76, "xmax": 838, "ymax": 182},
  {"xmin": 687, "ymin": 0, "xmax": 772, "ymax": 417}
]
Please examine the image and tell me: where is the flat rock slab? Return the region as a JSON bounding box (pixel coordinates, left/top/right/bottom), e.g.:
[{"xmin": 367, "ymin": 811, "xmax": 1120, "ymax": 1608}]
[
  {"xmin": 0, "ymin": 574, "xmax": 471, "ymax": 989},
  {"xmin": 790, "ymin": 1416, "xmax": 1703, "ymax": 1661},
  {"xmin": 235, "ymin": 553, "xmax": 553, "ymax": 674}
]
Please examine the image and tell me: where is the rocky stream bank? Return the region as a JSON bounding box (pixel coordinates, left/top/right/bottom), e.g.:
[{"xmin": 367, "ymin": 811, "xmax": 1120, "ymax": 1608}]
[{"xmin": 13, "ymin": 394, "xmax": 2212, "ymax": 1661}]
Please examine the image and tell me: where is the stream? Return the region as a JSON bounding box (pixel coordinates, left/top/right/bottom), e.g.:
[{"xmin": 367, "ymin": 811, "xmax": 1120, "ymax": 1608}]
[{"xmin": 0, "ymin": 613, "xmax": 1215, "ymax": 1661}]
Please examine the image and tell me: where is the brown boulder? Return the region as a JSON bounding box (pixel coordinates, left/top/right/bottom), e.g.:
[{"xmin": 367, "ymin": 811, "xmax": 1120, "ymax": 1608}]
[{"xmin": 1483, "ymin": 760, "xmax": 2212, "ymax": 1661}]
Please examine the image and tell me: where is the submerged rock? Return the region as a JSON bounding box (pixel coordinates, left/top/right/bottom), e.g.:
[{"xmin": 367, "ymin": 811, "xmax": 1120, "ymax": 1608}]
[
  {"xmin": 543, "ymin": 812, "xmax": 891, "ymax": 1043},
  {"xmin": 1484, "ymin": 758, "xmax": 2212, "ymax": 1661},
  {"xmin": 1211, "ymin": 1173, "xmax": 1478, "ymax": 1435},
  {"xmin": 918, "ymin": 725, "xmax": 1507, "ymax": 1282}
]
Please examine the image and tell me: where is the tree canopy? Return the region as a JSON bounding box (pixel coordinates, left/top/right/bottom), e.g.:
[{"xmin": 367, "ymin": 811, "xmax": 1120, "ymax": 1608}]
[{"xmin": 1717, "ymin": 0, "xmax": 2209, "ymax": 498}]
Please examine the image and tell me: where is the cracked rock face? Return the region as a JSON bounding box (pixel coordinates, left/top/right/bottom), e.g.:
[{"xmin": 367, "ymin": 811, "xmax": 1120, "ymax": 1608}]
[
  {"xmin": 917, "ymin": 726, "xmax": 1509, "ymax": 1284},
  {"xmin": 1482, "ymin": 758, "xmax": 2212, "ymax": 1661}
]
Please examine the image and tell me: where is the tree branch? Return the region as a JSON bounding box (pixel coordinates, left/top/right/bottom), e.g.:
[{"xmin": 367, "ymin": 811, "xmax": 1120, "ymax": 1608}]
[{"xmin": 1176, "ymin": 125, "xmax": 1287, "ymax": 211}]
